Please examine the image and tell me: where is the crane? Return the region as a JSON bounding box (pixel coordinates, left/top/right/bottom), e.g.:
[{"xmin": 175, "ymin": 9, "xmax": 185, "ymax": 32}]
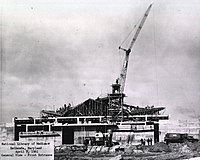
[{"xmin": 117, "ymin": 3, "xmax": 153, "ymax": 93}]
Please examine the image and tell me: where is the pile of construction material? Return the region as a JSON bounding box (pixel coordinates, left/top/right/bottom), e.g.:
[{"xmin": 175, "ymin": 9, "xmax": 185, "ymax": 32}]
[{"xmin": 54, "ymin": 141, "xmax": 200, "ymax": 160}]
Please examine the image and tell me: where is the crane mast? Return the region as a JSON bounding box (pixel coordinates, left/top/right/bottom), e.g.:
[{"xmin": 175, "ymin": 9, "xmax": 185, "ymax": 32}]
[{"xmin": 118, "ymin": 3, "xmax": 153, "ymax": 93}]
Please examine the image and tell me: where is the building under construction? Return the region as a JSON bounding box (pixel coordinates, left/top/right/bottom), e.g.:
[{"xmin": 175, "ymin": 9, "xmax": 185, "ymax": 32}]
[{"xmin": 14, "ymin": 3, "xmax": 169, "ymax": 146}]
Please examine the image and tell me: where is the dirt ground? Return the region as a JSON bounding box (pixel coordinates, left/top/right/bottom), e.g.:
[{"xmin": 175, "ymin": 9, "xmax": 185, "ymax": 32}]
[{"xmin": 54, "ymin": 141, "xmax": 200, "ymax": 160}]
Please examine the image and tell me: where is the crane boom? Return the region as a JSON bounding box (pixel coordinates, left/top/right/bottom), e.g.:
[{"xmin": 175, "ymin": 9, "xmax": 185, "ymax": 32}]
[{"xmin": 118, "ymin": 3, "xmax": 153, "ymax": 93}]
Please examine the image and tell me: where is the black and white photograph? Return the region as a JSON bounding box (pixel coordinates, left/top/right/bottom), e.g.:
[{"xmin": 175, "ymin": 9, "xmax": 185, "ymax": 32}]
[{"xmin": 1, "ymin": 0, "xmax": 200, "ymax": 159}]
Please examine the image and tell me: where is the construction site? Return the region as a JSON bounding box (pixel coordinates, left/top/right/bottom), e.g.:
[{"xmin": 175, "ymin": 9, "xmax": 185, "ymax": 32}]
[{"xmin": 11, "ymin": 2, "xmax": 200, "ymax": 160}]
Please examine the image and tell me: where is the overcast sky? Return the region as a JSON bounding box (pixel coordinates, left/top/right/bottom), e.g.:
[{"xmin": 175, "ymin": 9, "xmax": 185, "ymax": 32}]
[{"xmin": 1, "ymin": 0, "xmax": 200, "ymax": 123}]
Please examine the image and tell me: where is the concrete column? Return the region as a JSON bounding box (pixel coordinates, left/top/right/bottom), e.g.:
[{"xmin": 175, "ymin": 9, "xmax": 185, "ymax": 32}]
[{"xmin": 154, "ymin": 123, "xmax": 159, "ymax": 143}]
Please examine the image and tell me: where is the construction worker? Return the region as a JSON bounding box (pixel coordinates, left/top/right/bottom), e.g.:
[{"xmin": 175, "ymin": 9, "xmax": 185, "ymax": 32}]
[
  {"xmin": 140, "ymin": 138, "xmax": 144, "ymax": 145},
  {"xmin": 150, "ymin": 138, "xmax": 152, "ymax": 145},
  {"xmin": 147, "ymin": 138, "xmax": 150, "ymax": 146}
]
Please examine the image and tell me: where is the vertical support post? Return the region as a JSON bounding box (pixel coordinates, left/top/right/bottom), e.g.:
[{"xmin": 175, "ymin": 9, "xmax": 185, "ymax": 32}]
[
  {"xmin": 26, "ymin": 124, "xmax": 28, "ymax": 132},
  {"xmin": 107, "ymin": 94, "xmax": 110, "ymax": 121},
  {"xmin": 77, "ymin": 117, "xmax": 80, "ymax": 124},
  {"xmin": 14, "ymin": 121, "xmax": 18, "ymax": 141},
  {"xmin": 154, "ymin": 122, "xmax": 159, "ymax": 143},
  {"xmin": 121, "ymin": 94, "xmax": 124, "ymax": 122}
]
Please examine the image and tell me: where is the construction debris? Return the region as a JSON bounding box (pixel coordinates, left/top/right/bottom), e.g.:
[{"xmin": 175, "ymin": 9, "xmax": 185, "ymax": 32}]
[
  {"xmin": 54, "ymin": 142, "xmax": 200, "ymax": 160},
  {"xmin": 148, "ymin": 142, "xmax": 171, "ymax": 152}
]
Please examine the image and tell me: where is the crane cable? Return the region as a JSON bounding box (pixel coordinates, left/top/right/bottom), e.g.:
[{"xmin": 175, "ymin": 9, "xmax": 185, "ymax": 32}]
[
  {"xmin": 117, "ymin": 19, "xmax": 140, "ymax": 80},
  {"xmin": 119, "ymin": 19, "xmax": 140, "ymax": 49},
  {"xmin": 153, "ymin": 5, "xmax": 160, "ymax": 106}
]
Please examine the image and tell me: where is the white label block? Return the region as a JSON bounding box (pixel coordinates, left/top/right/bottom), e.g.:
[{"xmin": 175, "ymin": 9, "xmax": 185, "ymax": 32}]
[{"xmin": 0, "ymin": 141, "xmax": 54, "ymax": 160}]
